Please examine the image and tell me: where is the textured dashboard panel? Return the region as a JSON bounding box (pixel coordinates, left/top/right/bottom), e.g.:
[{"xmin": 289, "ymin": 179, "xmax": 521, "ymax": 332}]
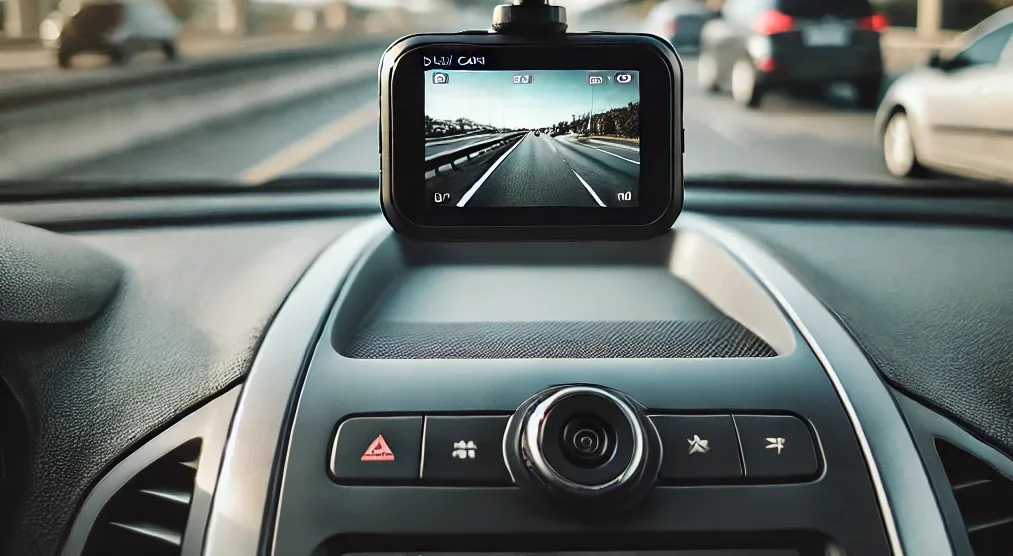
[
  {"xmin": 344, "ymin": 319, "xmax": 776, "ymax": 359},
  {"xmin": 0, "ymin": 218, "xmax": 122, "ymax": 324},
  {"xmin": 732, "ymin": 219, "xmax": 1013, "ymax": 458},
  {"xmin": 0, "ymin": 219, "xmax": 361, "ymax": 556}
]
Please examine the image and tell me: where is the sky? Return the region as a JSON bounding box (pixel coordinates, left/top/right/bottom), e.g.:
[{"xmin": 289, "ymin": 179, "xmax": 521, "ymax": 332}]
[{"xmin": 425, "ymin": 70, "xmax": 640, "ymax": 130}]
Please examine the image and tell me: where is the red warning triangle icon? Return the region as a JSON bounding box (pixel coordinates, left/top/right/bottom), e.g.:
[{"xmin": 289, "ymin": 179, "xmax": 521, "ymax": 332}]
[{"xmin": 360, "ymin": 434, "xmax": 395, "ymax": 462}]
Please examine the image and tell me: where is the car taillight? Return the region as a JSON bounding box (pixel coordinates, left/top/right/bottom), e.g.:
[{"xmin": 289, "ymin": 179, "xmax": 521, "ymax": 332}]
[
  {"xmin": 663, "ymin": 19, "xmax": 677, "ymax": 35},
  {"xmin": 754, "ymin": 10, "xmax": 794, "ymax": 35},
  {"xmin": 859, "ymin": 13, "xmax": 889, "ymax": 32}
]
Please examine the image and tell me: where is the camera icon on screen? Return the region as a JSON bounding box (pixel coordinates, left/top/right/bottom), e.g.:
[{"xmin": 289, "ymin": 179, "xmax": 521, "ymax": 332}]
[
  {"xmin": 615, "ymin": 72, "xmax": 633, "ymax": 84},
  {"xmin": 587, "ymin": 75, "xmax": 604, "ymax": 85},
  {"xmin": 432, "ymin": 72, "xmax": 449, "ymax": 85}
]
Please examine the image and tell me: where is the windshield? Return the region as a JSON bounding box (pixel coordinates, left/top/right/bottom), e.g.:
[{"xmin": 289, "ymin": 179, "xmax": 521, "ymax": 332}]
[{"xmin": 1, "ymin": 0, "xmax": 1010, "ymax": 189}]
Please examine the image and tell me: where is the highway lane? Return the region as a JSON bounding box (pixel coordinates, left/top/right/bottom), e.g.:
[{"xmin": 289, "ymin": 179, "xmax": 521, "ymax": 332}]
[
  {"xmin": 554, "ymin": 135, "xmax": 640, "ymax": 206},
  {"xmin": 47, "ymin": 52, "xmax": 894, "ymax": 185},
  {"xmin": 463, "ymin": 132, "xmax": 604, "ymax": 207}
]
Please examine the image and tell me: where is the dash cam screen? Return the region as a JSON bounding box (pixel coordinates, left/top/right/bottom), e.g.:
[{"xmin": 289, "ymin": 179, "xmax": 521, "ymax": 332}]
[{"xmin": 424, "ymin": 69, "xmax": 640, "ymax": 208}]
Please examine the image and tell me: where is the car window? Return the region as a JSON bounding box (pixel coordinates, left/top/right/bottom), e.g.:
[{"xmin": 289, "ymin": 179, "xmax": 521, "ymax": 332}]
[
  {"xmin": 958, "ymin": 23, "xmax": 1013, "ymax": 66},
  {"xmin": 775, "ymin": 0, "xmax": 873, "ymax": 19},
  {"xmin": 68, "ymin": 3, "xmax": 124, "ymax": 34}
]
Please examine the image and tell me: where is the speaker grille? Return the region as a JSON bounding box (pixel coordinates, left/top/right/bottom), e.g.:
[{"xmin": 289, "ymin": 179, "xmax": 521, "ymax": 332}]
[{"xmin": 342, "ymin": 319, "xmax": 776, "ymax": 359}]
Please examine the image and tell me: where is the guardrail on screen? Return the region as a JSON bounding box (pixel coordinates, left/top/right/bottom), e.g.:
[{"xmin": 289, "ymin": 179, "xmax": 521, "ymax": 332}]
[{"xmin": 424, "ymin": 131, "xmax": 527, "ymax": 174}]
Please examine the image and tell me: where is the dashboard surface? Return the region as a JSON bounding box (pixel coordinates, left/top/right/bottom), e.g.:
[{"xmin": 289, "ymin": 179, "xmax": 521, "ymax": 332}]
[{"xmin": 0, "ymin": 186, "xmax": 1011, "ymax": 556}]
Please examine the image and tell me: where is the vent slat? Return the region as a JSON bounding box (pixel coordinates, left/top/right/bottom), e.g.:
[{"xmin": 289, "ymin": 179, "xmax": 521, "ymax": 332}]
[
  {"xmin": 936, "ymin": 440, "xmax": 1013, "ymax": 556},
  {"xmin": 138, "ymin": 486, "xmax": 193, "ymax": 506},
  {"xmin": 967, "ymin": 515, "xmax": 1013, "ymax": 534},
  {"xmin": 109, "ymin": 521, "xmax": 183, "ymax": 547},
  {"xmin": 954, "ymin": 477, "xmax": 993, "ymax": 492},
  {"xmin": 82, "ymin": 439, "xmax": 202, "ymax": 556}
]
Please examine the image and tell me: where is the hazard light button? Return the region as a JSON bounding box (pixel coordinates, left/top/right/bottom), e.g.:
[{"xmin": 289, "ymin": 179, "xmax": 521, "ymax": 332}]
[{"xmin": 329, "ymin": 416, "xmax": 423, "ymax": 483}]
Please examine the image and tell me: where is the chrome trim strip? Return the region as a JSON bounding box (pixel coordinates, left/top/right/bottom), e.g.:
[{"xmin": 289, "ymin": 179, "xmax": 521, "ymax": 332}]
[
  {"xmin": 678, "ymin": 213, "xmax": 951, "ymax": 556},
  {"xmin": 202, "ymin": 217, "xmax": 391, "ymax": 556}
]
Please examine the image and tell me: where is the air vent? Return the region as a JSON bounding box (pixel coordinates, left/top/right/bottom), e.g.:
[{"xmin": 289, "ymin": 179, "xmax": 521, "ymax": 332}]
[
  {"xmin": 83, "ymin": 439, "xmax": 202, "ymax": 556},
  {"xmin": 0, "ymin": 381, "xmax": 29, "ymax": 548},
  {"xmin": 936, "ymin": 440, "xmax": 1013, "ymax": 555}
]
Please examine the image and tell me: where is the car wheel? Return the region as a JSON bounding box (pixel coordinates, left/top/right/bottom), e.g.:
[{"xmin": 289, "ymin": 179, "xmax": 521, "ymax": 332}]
[
  {"xmin": 57, "ymin": 51, "xmax": 73, "ymax": 69},
  {"xmin": 731, "ymin": 59, "xmax": 763, "ymax": 108},
  {"xmin": 109, "ymin": 46, "xmax": 132, "ymax": 66},
  {"xmin": 161, "ymin": 41, "xmax": 178, "ymax": 61},
  {"xmin": 697, "ymin": 52, "xmax": 720, "ymax": 93},
  {"xmin": 882, "ymin": 111, "xmax": 927, "ymax": 178}
]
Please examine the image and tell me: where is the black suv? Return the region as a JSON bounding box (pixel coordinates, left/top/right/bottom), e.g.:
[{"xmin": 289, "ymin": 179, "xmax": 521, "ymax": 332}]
[{"xmin": 697, "ymin": 0, "xmax": 888, "ymax": 107}]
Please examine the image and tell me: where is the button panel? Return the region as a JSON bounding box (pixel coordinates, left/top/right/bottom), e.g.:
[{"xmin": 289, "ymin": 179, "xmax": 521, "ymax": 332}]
[
  {"xmin": 650, "ymin": 413, "xmax": 820, "ymax": 484},
  {"xmin": 421, "ymin": 416, "xmax": 513, "ymax": 485},
  {"xmin": 328, "ymin": 413, "xmax": 819, "ymax": 486}
]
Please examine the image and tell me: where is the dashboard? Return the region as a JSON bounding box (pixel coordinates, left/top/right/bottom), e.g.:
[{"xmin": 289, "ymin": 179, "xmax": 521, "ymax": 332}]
[{"xmin": 1, "ymin": 182, "xmax": 1012, "ymax": 556}]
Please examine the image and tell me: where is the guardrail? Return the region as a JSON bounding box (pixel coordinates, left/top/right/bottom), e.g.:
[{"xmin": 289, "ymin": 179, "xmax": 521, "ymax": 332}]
[
  {"xmin": 425, "ymin": 131, "xmax": 527, "ymax": 173},
  {"xmin": 0, "ymin": 35, "xmax": 394, "ymax": 112}
]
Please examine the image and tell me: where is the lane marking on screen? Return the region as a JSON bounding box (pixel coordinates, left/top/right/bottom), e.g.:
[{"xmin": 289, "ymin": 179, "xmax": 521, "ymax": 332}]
[
  {"xmin": 588, "ymin": 138, "xmax": 640, "ymax": 152},
  {"xmin": 571, "ymin": 169, "xmax": 607, "ymax": 207},
  {"xmin": 577, "ymin": 141, "xmax": 641, "ymax": 165},
  {"xmin": 457, "ymin": 134, "xmax": 527, "ymax": 207},
  {"xmin": 237, "ymin": 102, "xmax": 378, "ymax": 184}
]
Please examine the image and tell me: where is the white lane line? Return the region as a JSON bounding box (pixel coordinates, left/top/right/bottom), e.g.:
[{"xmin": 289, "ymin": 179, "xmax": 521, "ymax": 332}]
[
  {"xmin": 571, "ymin": 169, "xmax": 606, "ymax": 207},
  {"xmin": 589, "ymin": 138, "xmax": 640, "ymax": 152},
  {"xmin": 572, "ymin": 140, "xmax": 641, "ymax": 165},
  {"xmin": 456, "ymin": 134, "xmax": 526, "ymax": 207}
]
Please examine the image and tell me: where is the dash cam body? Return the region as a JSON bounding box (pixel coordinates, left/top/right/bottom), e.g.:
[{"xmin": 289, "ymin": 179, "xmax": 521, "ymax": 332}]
[{"xmin": 379, "ymin": 25, "xmax": 684, "ymax": 241}]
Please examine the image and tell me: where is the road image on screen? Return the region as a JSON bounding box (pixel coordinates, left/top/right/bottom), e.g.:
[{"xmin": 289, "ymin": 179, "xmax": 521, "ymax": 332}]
[{"xmin": 425, "ymin": 69, "xmax": 641, "ymax": 208}]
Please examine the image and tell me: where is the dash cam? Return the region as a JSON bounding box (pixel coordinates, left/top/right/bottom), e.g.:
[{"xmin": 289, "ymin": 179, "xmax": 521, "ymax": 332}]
[{"xmin": 379, "ymin": 1, "xmax": 684, "ymax": 241}]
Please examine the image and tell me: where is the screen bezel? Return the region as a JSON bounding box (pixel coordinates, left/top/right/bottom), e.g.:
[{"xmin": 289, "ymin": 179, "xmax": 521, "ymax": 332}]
[{"xmin": 386, "ymin": 40, "xmax": 678, "ymax": 231}]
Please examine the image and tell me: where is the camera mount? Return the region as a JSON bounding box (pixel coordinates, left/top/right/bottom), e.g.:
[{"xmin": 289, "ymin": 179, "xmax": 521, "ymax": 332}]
[{"xmin": 492, "ymin": 0, "xmax": 568, "ymax": 35}]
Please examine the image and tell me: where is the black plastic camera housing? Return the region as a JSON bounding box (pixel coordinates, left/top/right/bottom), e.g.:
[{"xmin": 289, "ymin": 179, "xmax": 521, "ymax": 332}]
[{"xmin": 378, "ymin": 31, "xmax": 684, "ymax": 241}]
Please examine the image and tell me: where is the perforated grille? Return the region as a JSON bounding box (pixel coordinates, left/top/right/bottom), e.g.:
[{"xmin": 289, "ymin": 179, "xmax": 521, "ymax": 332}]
[{"xmin": 342, "ymin": 319, "xmax": 777, "ymax": 359}]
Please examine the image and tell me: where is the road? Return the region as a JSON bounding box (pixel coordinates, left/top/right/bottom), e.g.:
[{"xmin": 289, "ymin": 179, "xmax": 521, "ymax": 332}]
[
  {"xmin": 47, "ymin": 53, "xmax": 892, "ymax": 185},
  {"xmin": 442, "ymin": 132, "xmax": 640, "ymax": 207}
]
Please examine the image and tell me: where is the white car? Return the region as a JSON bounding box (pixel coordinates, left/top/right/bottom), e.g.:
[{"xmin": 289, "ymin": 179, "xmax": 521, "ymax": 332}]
[{"xmin": 876, "ymin": 7, "xmax": 1013, "ymax": 182}]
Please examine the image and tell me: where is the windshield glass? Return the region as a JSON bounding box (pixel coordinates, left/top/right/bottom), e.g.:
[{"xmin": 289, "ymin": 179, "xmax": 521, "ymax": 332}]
[{"xmin": 1, "ymin": 0, "xmax": 1010, "ymax": 188}]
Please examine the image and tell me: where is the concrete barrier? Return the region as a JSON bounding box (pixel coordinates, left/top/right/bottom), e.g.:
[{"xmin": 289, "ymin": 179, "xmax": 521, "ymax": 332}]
[{"xmin": 0, "ymin": 34, "xmax": 393, "ymax": 112}]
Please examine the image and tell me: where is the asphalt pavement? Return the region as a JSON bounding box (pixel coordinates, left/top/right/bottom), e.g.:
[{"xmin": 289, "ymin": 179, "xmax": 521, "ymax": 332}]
[{"xmin": 49, "ymin": 50, "xmax": 893, "ymax": 185}]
